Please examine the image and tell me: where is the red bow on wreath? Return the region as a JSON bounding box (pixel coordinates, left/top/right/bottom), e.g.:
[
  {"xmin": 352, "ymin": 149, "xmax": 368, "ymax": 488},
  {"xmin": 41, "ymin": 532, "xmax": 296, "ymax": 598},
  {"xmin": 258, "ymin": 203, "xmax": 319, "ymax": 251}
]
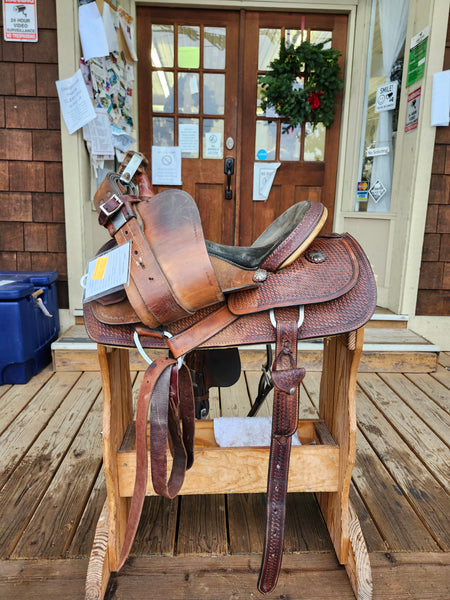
[{"xmin": 307, "ymin": 91, "xmax": 324, "ymax": 111}]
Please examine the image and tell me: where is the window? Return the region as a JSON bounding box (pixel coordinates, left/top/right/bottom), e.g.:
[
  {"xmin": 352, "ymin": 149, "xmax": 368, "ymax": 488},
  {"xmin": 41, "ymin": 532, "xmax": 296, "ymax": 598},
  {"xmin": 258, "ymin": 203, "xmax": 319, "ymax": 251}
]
[
  {"xmin": 255, "ymin": 28, "xmax": 330, "ymax": 163},
  {"xmin": 356, "ymin": 0, "xmax": 409, "ymax": 212},
  {"xmin": 150, "ymin": 24, "xmax": 227, "ymax": 159}
]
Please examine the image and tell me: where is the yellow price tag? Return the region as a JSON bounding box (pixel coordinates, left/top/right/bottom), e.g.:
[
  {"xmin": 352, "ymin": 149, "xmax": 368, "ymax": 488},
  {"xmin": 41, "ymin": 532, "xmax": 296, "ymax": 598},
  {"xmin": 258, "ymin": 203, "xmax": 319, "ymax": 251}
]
[{"xmin": 92, "ymin": 256, "xmax": 108, "ymax": 280}]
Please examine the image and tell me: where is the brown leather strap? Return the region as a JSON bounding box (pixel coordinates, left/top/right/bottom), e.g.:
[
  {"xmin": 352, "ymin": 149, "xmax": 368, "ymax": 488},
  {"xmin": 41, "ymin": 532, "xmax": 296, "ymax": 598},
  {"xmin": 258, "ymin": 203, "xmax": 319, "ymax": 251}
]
[
  {"xmin": 166, "ymin": 304, "xmax": 239, "ymax": 358},
  {"xmin": 116, "ymin": 357, "xmax": 194, "ymax": 571},
  {"xmin": 150, "ymin": 361, "xmax": 195, "ymax": 495},
  {"xmin": 258, "ymin": 314, "xmax": 305, "ymax": 594}
]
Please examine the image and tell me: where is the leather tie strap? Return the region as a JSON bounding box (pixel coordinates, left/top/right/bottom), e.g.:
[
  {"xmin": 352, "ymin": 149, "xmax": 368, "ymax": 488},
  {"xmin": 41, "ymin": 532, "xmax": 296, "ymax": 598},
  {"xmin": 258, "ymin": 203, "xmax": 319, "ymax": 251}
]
[
  {"xmin": 116, "ymin": 357, "xmax": 194, "ymax": 572},
  {"xmin": 150, "ymin": 361, "xmax": 195, "ymax": 495},
  {"xmin": 258, "ymin": 314, "xmax": 305, "ymax": 594}
]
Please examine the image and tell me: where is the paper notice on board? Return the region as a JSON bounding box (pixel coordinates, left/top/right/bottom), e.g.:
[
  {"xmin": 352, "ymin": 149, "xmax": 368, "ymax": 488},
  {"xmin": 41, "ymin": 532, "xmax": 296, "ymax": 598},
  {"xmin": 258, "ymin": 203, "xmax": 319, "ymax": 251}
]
[
  {"xmin": 118, "ymin": 6, "xmax": 138, "ymax": 61},
  {"xmin": 253, "ymin": 162, "xmax": 281, "ymax": 201},
  {"xmin": 87, "ymin": 109, "xmax": 114, "ymax": 159},
  {"xmin": 102, "ymin": 3, "xmax": 119, "ymax": 54},
  {"xmin": 56, "ymin": 70, "xmax": 96, "ymax": 134},
  {"xmin": 78, "ymin": 1, "xmax": 109, "ymax": 61},
  {"xmin": 152, "ymin": 147, "xmax": 182, "ymax": 186}
]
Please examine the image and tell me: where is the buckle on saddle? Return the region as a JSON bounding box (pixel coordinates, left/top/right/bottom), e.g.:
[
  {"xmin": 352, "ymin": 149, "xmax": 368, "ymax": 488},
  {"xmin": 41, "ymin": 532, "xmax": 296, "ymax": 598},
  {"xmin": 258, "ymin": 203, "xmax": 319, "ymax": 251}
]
[
  {"xmin": 100, "ymin": 194, "xmax": 124, "ymax": 217},
  {"xmin": 99, "ymin": 195, "xmax": 127, "ymax": 231}
]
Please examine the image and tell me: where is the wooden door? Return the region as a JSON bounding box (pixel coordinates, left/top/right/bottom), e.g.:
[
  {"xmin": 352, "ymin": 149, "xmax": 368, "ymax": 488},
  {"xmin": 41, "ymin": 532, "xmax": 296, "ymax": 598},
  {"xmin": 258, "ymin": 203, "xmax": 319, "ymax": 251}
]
[
  {"xmin": 137, "ymin": 8, "xmax": 347, "ymax": 246},
  {"xmin": 238, "ymin": 12, "xmax": 347, "ymax": 244},
  {"xmin": 137, "ymin": 8, "xmax": 239, "ymax": 245}
]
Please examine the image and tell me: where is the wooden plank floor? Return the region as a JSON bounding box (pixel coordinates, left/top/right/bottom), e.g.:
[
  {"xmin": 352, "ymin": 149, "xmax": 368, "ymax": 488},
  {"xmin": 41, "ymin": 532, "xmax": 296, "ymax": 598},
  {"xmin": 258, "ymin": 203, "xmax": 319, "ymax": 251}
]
[{"xmin": 0, "ymin": 354, "xmax": 449, "ymax": 599}]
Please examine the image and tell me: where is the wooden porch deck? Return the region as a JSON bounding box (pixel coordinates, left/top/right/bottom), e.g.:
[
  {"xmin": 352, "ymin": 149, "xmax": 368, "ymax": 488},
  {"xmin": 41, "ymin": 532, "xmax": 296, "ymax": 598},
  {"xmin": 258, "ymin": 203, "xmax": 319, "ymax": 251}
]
[{"xmin": 0, "ymin": 347, "xmax": 449, "ymax": 599}]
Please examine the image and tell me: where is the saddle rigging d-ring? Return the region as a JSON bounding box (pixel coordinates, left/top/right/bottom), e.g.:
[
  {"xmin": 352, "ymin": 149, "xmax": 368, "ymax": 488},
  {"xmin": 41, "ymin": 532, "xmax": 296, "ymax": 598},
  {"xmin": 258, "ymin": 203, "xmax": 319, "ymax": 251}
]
[
  {"xmin": 133, "ymin": 329, "xmax": 185, "ymax": 370},
  {"xmin": 269, "ymin": 305, "xmax": 305, "ymax": 329}
]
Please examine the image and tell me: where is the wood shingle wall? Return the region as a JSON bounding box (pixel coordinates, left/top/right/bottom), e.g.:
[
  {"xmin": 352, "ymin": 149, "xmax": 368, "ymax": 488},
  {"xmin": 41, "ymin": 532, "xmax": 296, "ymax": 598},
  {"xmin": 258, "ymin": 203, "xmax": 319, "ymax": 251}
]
[
  {"xmin": 0, "ymin": 0, "xmax": 68, "ymax": 307},
  {"xmin": 416, "ymin": 16, "xmax": 450, "ymax": 316}
]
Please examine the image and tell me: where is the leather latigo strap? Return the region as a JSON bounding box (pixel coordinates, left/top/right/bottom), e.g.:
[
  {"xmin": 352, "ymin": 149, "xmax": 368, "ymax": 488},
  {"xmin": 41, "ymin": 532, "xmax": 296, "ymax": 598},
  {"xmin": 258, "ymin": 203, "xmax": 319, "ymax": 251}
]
[
  {"xmin": 117, "ymin": 357, "xmax": 194, "ymax": 572},
  {"xmin": 258, "ymin": 311, "xmax": 305, "ymax": 594}
]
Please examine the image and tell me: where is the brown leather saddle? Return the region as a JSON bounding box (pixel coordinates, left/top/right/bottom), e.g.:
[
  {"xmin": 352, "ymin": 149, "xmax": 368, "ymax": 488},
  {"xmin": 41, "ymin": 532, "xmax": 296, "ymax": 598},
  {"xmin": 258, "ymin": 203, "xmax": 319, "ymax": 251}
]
[{"xmin": 84, "ymin": 153, "xmax": 377, "ymax": 594}]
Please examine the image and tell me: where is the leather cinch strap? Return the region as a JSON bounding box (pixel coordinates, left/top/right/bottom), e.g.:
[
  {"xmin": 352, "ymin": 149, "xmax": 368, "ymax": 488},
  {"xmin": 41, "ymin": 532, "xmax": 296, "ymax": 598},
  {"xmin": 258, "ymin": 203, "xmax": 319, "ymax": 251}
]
[
  {"xmin": 117, "ymin": 357, "xmax": 194, "ymax": 572},
  {"xmin": 258, "ymin": 312, "xmax": 305, "ymax": 594}
]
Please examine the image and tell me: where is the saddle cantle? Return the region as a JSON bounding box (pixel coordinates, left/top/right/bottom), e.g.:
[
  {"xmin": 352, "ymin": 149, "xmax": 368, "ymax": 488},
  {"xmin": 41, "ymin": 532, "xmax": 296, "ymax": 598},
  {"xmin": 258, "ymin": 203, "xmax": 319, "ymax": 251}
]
[{"xmin": 84, "ymin": 153, "xmax": 377, "ymax": 594}]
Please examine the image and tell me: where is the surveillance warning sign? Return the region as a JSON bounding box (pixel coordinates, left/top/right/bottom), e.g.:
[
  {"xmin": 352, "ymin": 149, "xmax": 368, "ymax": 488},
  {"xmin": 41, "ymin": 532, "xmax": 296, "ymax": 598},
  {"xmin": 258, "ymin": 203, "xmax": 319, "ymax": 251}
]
[{"xmin": 3, "ymin": 0, "xmax": 38, "ymax": 42}]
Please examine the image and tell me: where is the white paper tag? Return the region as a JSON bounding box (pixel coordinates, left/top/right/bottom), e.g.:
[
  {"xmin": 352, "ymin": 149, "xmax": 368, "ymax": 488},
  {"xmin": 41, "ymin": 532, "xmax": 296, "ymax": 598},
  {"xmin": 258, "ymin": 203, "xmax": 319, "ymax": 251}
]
[{"xmin": 82, "ymin": 241, "xmax": 131, "ymax": 302}]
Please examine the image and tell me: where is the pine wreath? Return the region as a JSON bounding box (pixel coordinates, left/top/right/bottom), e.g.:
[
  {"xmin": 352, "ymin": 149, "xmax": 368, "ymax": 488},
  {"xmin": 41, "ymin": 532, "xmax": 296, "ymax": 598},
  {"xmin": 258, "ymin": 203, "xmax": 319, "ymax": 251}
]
[{"xmin": 259, "ymin": 38, "xmax": 343, "ymax": 132}]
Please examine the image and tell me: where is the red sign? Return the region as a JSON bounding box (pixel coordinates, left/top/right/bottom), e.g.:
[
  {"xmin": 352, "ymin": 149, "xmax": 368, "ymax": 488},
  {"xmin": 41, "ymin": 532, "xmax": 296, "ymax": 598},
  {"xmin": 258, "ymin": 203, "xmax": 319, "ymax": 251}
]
[
  {"xmin": 3, "ymin": 0, "xmax": 38, "ymax": 42},
  {"xmin": 405, "ymin": 87, "xmax": 421, "ymax": 133}
]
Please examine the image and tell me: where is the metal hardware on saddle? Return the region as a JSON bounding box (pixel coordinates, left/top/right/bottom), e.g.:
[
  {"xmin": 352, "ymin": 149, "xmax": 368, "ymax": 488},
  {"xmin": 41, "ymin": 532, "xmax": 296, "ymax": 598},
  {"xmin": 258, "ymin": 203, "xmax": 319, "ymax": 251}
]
[
  {"xmin": 97, "ymin": 194, "xmax": 138, "ymax": 237},
  {"xmin": 306, "ymin": 248, "xmax": 326, "ymax": 263},
  {"xmin": 253, "ymin": 268, "xmax": 268, "ymax": 282},
  {"xmin": 119, "ymin": 152, "xmax": 145, "ymax": 184}
]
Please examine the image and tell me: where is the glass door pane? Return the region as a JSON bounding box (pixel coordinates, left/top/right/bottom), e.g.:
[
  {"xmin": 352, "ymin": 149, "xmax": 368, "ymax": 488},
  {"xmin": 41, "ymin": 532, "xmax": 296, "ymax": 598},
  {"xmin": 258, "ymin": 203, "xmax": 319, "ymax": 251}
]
[
  {"xmin": 256, "ymin": 26, "xmax": 330, "ymax": 163},
  {"xmin": 150, "ymin": 22, "xmax": 226, "ymax": 160}
]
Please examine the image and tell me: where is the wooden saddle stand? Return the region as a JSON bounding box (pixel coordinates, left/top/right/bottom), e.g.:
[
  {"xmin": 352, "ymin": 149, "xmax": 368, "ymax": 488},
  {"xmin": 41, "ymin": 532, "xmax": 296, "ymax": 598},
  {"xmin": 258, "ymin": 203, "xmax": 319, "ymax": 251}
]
[{"xmin": 83, "ymin": 152, "xmax": 377, "ymax": 599}]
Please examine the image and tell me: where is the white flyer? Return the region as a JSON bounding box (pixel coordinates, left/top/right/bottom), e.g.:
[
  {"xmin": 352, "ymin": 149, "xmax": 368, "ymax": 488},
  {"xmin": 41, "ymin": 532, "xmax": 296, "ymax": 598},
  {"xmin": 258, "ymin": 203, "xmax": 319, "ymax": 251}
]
[
  {"xmin": 204, "ymin": 132, "xmax": 222, "ymax": 158},
  {"xmin": 82, "ymin": 241, "xmax": 131, "ymax": 303},
  {"xmin": 55, "ymin": 70, "xmax": 96, "ymax": 135},
  {"xmin": 253, "ymin": 162, "xmax": 281, "ymax": 201},
  {"xmin": 179, "ymin": 123, "xmax": 199, "ymax": 154},
  {"xmin": 102, "ymin": 2, "xmax": 119, "ymax": 54},
  {"xmin": 118, "ymin": 5, "xmax": 138, "ymax": 61},
  {"xmin": 87, "ymin": 109, "xmax": 114, "ymax": 159},
  {"xmin": 152, "ymin": 146, "xmax": 182, "ymax": 186},
  {"xmin": 431, "ymin": 70, "xmax": 450, "ymax": 127},
  {"xmin": 79, "ymin": 1, "xmax": 109, "ymax": 61}
]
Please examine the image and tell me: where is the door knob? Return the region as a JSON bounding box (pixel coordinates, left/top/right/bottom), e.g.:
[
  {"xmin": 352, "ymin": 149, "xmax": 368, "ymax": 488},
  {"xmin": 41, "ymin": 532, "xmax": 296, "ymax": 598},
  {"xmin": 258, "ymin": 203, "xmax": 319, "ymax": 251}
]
[{"xmin": 224, "ymin": 157, "xmax": 234, "ymax": 200}]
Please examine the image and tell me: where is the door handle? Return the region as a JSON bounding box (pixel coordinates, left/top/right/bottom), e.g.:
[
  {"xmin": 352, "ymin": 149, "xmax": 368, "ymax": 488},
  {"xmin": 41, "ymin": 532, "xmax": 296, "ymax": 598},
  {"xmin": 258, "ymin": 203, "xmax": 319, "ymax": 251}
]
[{"xmin": 224, "ymin": 157, "xmax": 234, "ymax": 200}]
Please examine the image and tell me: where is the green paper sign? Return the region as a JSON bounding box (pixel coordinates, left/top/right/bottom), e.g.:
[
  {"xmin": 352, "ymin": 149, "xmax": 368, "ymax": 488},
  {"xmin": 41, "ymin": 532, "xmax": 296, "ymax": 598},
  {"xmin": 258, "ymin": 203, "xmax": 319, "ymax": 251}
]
[{"xmin": 406, "ymin": 28, "xmax": 429, "ymax": 87}]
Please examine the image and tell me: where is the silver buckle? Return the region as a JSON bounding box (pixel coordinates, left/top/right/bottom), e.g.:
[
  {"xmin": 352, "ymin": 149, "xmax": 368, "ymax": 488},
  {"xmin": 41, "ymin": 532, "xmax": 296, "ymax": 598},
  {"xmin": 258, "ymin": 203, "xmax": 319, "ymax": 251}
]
[{"xmin": 100, "ymin": 194, "xmax": 123, "ymax": 217}]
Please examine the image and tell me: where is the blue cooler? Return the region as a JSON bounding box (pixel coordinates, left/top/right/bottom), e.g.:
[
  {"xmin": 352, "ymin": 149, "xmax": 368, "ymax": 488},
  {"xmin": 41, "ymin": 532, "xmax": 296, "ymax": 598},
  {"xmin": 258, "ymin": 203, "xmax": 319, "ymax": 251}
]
[{"xmin": 0, "ymin": 271, "xmax": 60, "ymax": 384}]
